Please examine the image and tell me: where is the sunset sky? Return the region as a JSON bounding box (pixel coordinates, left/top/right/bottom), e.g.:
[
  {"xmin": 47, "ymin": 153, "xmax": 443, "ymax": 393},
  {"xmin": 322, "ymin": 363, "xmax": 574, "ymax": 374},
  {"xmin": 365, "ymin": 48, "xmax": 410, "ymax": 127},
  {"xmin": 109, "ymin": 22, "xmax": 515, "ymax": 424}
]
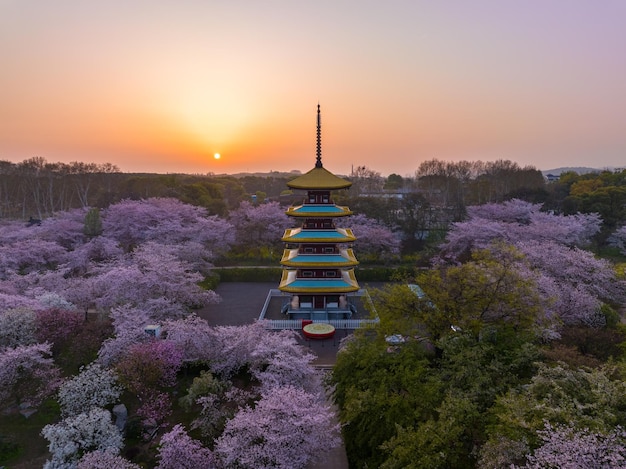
[{"xmin": 1, "ymin": 1, "xmax": 625, "ymax": 177}]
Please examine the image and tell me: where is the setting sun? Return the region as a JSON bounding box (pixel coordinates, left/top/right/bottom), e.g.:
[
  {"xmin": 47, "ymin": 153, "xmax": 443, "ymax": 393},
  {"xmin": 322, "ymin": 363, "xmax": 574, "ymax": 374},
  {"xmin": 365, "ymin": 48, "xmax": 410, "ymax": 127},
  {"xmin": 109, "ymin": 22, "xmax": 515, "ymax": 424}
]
[{"xmin": 214, "ymin": 153, "xmax": 221, "ymax": 160}]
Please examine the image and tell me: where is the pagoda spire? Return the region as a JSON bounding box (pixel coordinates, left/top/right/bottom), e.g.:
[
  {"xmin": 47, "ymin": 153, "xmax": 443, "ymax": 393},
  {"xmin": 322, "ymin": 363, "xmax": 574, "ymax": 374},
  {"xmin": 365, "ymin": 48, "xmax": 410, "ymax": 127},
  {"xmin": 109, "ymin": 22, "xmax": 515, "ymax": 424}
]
[{"xmin": 315, "ymin": 103, "xmax": 323, "ymax": 168}]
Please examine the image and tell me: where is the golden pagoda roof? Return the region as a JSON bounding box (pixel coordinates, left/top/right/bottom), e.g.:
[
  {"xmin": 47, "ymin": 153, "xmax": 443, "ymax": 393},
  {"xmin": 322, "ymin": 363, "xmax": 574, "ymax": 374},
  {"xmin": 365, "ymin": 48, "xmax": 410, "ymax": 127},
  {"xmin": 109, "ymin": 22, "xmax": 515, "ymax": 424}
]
[{"xmin": 286, "ymin": 166, "xmax": 352, "ymax": 190}]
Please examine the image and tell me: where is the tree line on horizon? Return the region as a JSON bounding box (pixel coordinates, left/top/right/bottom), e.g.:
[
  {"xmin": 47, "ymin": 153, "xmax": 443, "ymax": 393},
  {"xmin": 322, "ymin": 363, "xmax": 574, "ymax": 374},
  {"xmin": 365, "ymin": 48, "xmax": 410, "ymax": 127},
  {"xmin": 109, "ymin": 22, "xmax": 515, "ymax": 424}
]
[{"xmin": 2, "ymin": 156, "xmax": 625, "ymax": 251}]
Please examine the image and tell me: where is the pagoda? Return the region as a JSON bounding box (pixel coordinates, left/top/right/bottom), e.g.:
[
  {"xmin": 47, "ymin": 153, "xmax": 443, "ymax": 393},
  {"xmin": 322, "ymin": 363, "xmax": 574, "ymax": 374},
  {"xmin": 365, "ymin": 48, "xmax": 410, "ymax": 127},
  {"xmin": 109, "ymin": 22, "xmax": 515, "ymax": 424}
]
[{"xmin": 278, "ymin": 105, "xmax": 360, "ymax": 321}]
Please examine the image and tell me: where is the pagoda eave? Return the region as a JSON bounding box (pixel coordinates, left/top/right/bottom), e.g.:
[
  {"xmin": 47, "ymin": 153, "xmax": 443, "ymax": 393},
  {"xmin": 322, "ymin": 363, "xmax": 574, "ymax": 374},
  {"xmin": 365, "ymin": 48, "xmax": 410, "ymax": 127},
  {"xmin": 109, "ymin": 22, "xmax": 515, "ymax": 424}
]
[
  {"xmin": 280, "ymin": 249, "xmax": 359, "ymax": 267},
  {"xmin": 278, "ymin": 270, "xmax": 360, "ymax": 293},
  {"xmin": 278, "ymin": 285, "xmax": 360, "ymax": 294},
  {"xmin": 281, "ymin": 228, "xmax": 356, "ymax": 244},
  {"xmin": 285, "ymin": 205, "xmax": 353, "ymax": 217}
]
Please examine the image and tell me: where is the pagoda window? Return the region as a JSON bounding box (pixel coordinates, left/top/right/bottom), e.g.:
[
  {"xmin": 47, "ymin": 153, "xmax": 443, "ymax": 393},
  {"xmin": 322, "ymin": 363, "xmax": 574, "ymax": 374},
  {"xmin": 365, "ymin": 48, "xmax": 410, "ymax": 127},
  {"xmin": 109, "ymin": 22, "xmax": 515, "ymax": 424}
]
[
  {"xmin": 324, "ymin": 247, "xmax": 334, "ymax": 254},
  {"xmin": 300, "ymin": 296, "xmax": 312, "ymax": 308},
  {"xmin": 308, "ymin": 195, "xmax": 316, "ymax": 203},
  {"xmin": 325, "ymin": 271, "xmax": 337, "ymax": 278},
  {"xmin": 302, "ymin": 270, "xmax": 314, "ymax": 278},
  {"xmin": 323, "ymin": 221, "xmax": 333, "ymax": 228},
  {"xmin": 304, "ymin": 247, "xmax": 315, "ymax": 254},
  {"xmin": 322, "ymin": 194, "xmax": 329, "ymax": 203},
  {"xmin": 326, "ymin": 295, "xmax": 339, "ymax": 308}
]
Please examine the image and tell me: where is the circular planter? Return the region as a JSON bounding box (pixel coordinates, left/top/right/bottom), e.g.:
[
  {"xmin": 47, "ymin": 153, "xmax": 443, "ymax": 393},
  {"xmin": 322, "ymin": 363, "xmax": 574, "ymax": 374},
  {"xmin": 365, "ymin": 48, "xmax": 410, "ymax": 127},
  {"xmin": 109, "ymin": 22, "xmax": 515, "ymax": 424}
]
[{"xmin": 302, "ymin": 323, "xmax": 336, "ymax": 339}]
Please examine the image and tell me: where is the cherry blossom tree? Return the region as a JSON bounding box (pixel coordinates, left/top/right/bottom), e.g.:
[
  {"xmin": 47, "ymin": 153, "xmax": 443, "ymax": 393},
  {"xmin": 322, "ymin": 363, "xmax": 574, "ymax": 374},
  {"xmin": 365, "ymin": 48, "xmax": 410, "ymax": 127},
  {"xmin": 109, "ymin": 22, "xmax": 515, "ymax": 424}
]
[
  {"xmin": 517, "ymin": 240, "xmax": 625, "ymax": 326},
  {"xmin": 0, "ymin": 293, "xmax": 40, "ymax": 313},
  {"xmin": 35, "ymin": 308, "xmax": 83, "ymax": 349},
  {"xmin": 609, "ymin": 225, "xmax": 626, "ymax": 255},
  {"xmin": 0, "ymin": 342, "xmax": 61, "ymax": 407},
  {"xmin": 0, "ymin": 307, "xmax": 37, "ymax": 348},
  {"xmin": 214, "ymin": 385, "xmax": 340, "ymax": 469},
  {"xmin": 481, "ymin": 363, "xmax": 626, "ymax": 467},
  {"xmin": 97, "ymin": 305, "xmax": 152, "ymax": 366},
  {"xmin": 77, "ymin": 450, "xmax": 141, "ymax": 469},
  {"xmin": 155, "ymin": 424, "xmax": 216, "ymax": 469},
  {"xmin": 115, "ymin": 340, "xmax": 184, "ymax": 427},
  {"xmin": 207, "ymin": 322, "xmax": 263, "ymax": 377},
  {"xmin": 162, "ymin": 314, "xmax": 216, "ymax": 363},
  {"xmin": 64, "ymin": 236, "xmax": 124, "ymax": 276},
  {"xmin": 248, "ymin": 328, "xmax": 318, "ymax": 392},
  {"xmin": 90, "ymin": 242, "xmax": 219, "ymax": 311},
  {"xmin": 102, "ymin": 198, "xmax": 234, "ymax": 254},
  {"xmin": 441, "ymin": 199, "xmax": 602, "ymax": 258},
  {"xmin": 228, "ymin": 200, "xmax": 291, "ymax": 249},
  {"xmin": 517, "ymin": 423, "xmax": 626, "ymax": 469},
  {"xmin": 35, "ymin": 208, "xmax": 87, "ymax": 250},
  {"xmin": 0, "ymin": 239, "xmax": 67, "ymax": 278},
  {"xmin": 41, "ymin": 407, "xmax": 123, "ymax": 469},
  {"xmin": 346, "ymin": 213, "xmax": 400, "ymax": 259},
  {"xmin": 57, "ymin": 363, "xmax": 122, "ymax": 417}
]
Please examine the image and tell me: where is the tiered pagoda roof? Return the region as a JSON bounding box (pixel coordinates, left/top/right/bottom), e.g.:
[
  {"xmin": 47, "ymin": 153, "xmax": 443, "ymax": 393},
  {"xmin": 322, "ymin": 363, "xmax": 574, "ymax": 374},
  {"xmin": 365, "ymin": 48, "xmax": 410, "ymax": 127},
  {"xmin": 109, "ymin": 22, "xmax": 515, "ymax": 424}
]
[
  {"xmin": 278, "ymin": 104, "xmax": 359, "ymax": 298},
  {"xmin": 279, "ymin": 269, "xmax": 360, "ymax": 293},
  {"xmin": 280, "ymin": 247, "xmax": 358, "ymax": 268},
  {"xmin": 281, "ymin": 227, "xmax": 356, "ymax": 244}
]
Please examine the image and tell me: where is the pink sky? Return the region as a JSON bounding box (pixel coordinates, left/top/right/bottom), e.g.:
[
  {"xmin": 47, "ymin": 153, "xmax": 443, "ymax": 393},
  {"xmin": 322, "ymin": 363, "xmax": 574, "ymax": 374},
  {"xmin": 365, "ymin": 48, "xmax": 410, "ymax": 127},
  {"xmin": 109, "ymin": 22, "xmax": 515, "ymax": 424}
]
[{"xmin": 1, "ymin": 1, "xmax": 625, "ymax": 176}]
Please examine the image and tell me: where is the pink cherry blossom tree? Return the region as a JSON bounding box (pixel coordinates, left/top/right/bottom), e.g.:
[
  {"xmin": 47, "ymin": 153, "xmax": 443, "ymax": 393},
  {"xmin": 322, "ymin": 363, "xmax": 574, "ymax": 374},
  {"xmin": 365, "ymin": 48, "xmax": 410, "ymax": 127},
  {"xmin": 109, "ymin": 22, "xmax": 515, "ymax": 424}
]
[
  {"xmin": 0, "ymin": 239, "xmax": 67, "ymax": 278},
  {"xmin": 35, "ymin": 308, "xmax": 84, "ymax": 349},
  {"xmin": 102, "ymin": 198, "xmax": 234, "ymax": 254},
  {"xmin": 115, "ymin": 340, "xmax": 184, "ymax": 427},
  {"xmin": 609, "ymin": 225, "xmax": 626, "ymax": 255},
  {"xmin": 228, "ymin": 200, "xmax": 291, "ymax": 250},
  {"xmin": 207, "ymin": 322, "xmax": 264, "ymax": 378},
  {"xmin": 517, "ymin": 423, "xmax": 626, "ymax": 469},
  {"xmin": 77, "ymin": 450, "xmax": 141, "ymax": 469},
  {"xmin": 248, "ymin": 328, "xmax": 319, "ymax": 392},
  {"xmin": 90, "ymin": 242, "xmax": 219, "ymax": 311},
  {"xmin": 214, "ymin": 385, "xmax": 340, "ymax": 469},
  {"xmin": 162, "ymin": 314, "xmax": 216, "ymax": 363},
  {"xmin": 155, "ymin": 424, "xmax": 216, "ymax": 469},
  {"xmin": 0, "ymin": 293, "xmax": 40, "ymax": 313},
  {"xmin": 346, "ymin": 213, "xmax": 401, "ymax": 260},
  {"xmin": 517, "ymin": 240, "xmax": 625, "ymax": 326},
  {"xmin": 0, "ymin": 342, "xmax": 61, "ymax": 407},
  {"xmin": 97, "ymin": 305, "xmax": 152, "ymax": 366},
  {"xmin": 442, "ymin": 199, "xmax": 602, "ymax": 258}
]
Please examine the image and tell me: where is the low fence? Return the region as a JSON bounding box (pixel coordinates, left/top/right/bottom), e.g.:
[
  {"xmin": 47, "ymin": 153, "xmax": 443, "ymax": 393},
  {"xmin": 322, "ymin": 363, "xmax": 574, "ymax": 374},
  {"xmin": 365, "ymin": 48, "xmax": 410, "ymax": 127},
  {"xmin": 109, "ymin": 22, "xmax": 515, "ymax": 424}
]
[{"xmin": 263, "ymin": 318, "xmax": 379, "ymax": 330}]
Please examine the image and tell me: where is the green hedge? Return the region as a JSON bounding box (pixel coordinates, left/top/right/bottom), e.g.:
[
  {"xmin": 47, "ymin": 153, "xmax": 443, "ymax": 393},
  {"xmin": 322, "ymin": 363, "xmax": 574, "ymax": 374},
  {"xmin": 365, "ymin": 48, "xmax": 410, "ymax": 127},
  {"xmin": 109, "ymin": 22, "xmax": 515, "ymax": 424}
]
[
  {"xmin": 211, "ymin": 267, "xmax": 283, "ymax": 282},
  {"xmin": 208, "ymin": 266, "xmax": 415, "ymax": 283},
  {"xmin": 356, "ymin": 266, "xmax": 413, "ymax": 282}
]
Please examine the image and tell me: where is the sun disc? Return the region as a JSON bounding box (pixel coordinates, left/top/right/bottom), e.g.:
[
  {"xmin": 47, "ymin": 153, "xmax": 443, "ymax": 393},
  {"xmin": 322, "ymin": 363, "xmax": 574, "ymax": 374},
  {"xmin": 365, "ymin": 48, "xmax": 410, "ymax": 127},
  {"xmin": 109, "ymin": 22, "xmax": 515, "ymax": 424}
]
[{"xmin": 214, "ymin": 153, "xmax": 221, "ymax": 159}]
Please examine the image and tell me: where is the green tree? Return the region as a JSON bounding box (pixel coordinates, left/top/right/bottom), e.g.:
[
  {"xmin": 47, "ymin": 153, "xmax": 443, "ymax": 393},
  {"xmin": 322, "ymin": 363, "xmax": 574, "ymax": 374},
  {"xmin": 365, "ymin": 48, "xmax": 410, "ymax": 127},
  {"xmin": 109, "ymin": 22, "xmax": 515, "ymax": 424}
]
[
  {"xmin": 481, "ymin": 363, "xmax": 626, "ymax": 468},
  {"xmin": 413, "ymin": 245, "xmax": 544, "ymax": 343},
  {"xmin": 331, "ymin": 333, "xmax": 440, "ymax": 469},
  {"xmin": 83, "ymin": 207, "xmax": 103, "ymax": 237}
]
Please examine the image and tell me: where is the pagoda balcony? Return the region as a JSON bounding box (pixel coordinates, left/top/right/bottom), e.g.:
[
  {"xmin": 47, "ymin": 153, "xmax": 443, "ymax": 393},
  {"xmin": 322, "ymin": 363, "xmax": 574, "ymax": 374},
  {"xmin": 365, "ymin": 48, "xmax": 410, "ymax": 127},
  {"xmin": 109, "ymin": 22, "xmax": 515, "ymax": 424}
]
[
  {"xmin": 281, "ymin": 227, "xmax": 356, "ymax": 244},
  {"xmin": 280, "ymin": 248, "xmax": 358, "ymax": 267},
  {"xmin": 285, "ymin": 203, "xmax": 352, "ymax": 218},
  {"xmin": 278, "ymin": 269, "xmax": 360, "ymax": 294}
]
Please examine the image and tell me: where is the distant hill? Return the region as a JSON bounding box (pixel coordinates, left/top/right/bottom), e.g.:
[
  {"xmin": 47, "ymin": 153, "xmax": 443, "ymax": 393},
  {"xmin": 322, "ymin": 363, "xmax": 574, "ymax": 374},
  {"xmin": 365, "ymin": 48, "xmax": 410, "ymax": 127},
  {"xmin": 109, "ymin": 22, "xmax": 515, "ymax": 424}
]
[
  {"xmin": 542, "ymin": 167, "xmax": 609, "ymax": 176},
  {"xmin": 213, "ymin": 170, "xmax": 303, "ymax": 178}
]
